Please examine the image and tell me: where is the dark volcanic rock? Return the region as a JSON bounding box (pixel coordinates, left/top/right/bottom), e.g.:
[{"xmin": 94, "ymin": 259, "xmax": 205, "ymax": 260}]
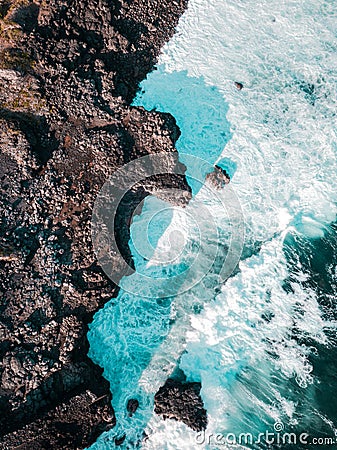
[
  {"xmin": 126, "ymin": 398, "xmax": 139, "ymax": 417},
  {"xmin": 0, "ymin": 0, "xmax": 190, "ymax": 448},
  {"xmin": 154, "ymin": 378, "xmax": 208, "ymax": 432},
  {"xmin": 0, "ymin": 390, "xmax": 115, "ymax": 450}
]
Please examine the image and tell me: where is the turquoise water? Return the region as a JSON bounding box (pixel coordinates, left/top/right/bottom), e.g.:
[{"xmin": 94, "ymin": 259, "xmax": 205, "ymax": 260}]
[
  {"xmin": 133, "ymin": 67, "xmax": 232, "ymax": 194},
  {"xmin": 88, "ymin": 0, "xmax": 337, "ymax": 448},
  {"xmin": 88, "ymin": 72, "xmax": 236, "ymax": 448}
]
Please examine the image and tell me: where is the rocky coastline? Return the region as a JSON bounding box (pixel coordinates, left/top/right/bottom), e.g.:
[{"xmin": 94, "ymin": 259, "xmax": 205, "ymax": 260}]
[{"xmin": 0, "ymin": 0, "xmax": 193, "ymax": 448}]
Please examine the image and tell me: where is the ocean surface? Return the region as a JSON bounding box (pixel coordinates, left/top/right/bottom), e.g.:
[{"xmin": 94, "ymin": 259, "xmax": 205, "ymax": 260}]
[{"xmin": 87, "ymin": 0, "xmax": 337, "ymax": 448}]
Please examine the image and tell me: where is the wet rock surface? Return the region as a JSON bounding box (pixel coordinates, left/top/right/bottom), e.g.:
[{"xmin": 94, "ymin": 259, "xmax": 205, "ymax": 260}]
[
  {"xmin": 154, "ymin": 378, "xmax": 208, "ymax": 432},
  {"xmin": 0, "ymin": 0, "xmax": 189, "ymax": 448},
  {"xmin": 126, "ymin": 398, "xmax": 139, "ymax": 417}
]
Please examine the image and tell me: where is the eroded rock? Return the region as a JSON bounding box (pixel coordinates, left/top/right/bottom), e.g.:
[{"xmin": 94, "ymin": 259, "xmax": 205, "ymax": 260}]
[
  {"xmin": 154, "ymin": 378, "xmax": 208, "ymax": 432},
  {"xmin": 0, "ymin": 0, "xmax": 190, "ymax": 447}
]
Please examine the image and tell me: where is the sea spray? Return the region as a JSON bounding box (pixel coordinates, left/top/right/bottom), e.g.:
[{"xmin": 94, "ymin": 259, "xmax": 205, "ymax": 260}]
[{"xmin": 88, "ymin": 0, "xmax": 337, "ymax": 447}]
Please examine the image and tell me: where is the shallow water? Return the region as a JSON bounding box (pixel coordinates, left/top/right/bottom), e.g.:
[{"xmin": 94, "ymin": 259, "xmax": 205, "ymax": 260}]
[{"xmin": 88, "ymin": 0, "xmax": 337, "ymax": 448}]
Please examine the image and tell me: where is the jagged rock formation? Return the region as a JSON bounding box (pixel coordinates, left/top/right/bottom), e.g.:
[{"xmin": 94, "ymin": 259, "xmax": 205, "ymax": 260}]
[
  {"xmin": 154, "ymin": 378, "xmax": 208, "ymax": 432},
  {"xmin": 0, "ymin": 0, "xmax": 189, "ymax": 448}
]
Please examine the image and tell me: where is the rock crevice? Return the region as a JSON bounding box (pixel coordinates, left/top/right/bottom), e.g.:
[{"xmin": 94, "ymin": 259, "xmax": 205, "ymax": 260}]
[{"xmin": 0, "ymin": 0, "xmax": 189, "ymax": 448}]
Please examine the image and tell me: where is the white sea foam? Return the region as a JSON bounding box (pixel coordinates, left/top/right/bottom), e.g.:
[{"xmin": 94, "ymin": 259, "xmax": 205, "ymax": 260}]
[
  {"xmin": 88, "ymin": 0, "xmax": 337, "ymax": 448},
  {"xmin": 142, "ymin": 237, "xmax": 329, "ymax": 449},
  {"xmin": 135, "ymin": 0, "xmax": 337, "ymax": 446},
  {"xmin": 151, "ymin": 0, "xmax": 337, "ymax": 243}
]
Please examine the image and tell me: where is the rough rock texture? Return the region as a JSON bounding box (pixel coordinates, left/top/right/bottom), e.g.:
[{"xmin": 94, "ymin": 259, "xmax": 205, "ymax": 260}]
[
  {"xmin": 0, "ymin": 0, "xmax": 189, "ymax": 448},
  {"xmin": 154, "ymin": 378, "xmax": 208, "ymax": 432}
]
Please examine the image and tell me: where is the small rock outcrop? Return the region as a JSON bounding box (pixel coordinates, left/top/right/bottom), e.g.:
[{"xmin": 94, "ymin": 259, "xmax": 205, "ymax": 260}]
[
  {"xmin": 154, "ymin": 378, "xmax": 208, "ymax": 432},
  {"xmin": 127, "ymin": 398, "xmax": 139, "ymax": 417},
  {"xmin": 205, "ymin": 164, "xmax": 231, "ymax": 189}
]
